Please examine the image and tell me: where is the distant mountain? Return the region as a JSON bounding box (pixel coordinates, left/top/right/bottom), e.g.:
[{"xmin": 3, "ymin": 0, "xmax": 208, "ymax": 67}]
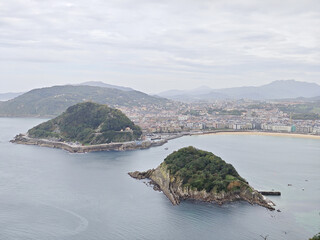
[
  {"xmin": 159, "ymin": 86, "xmax": 213, "ymax": 98},
  {"xmin": 158, "ymin": 80, "xmax": 320, "ymax": 102},
  {"xmin": 157, "ymin": 89, "xmax": 186, "ymax": 98},
  {"xmin": 0, "ymin": 92, "xmax": 24, "ymax": 101},
  {"xmin": 311, "ymin": 96, "xmax": 320, "ymax": 101},
  {"xmin": 158, "ymin": 86, "xmax": 228, "ymax": 102},
  {"xmin": 216, "ymin": 80, "xmax": 320, "ymax": 100},
  {"xmin": 272, "ymin": 95, "xmax": 320, "ymax": 103},
  {"xmin": 79, "ymin": 81, "xmax": 134, "ymax": 91},
  {"xmin": 0, "ymin": 85, "xmax": 170, "ymax": 117}
]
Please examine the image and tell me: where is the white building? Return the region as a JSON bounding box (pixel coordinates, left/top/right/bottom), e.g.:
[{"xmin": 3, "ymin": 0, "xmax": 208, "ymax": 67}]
[{"xmin": 271, "ymin": 125, "xmax": 291, "ymax": 132}]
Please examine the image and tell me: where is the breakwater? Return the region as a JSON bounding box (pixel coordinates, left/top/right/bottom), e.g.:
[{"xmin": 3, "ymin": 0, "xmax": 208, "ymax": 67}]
[
  {"xmin": 259, "ymin": 191, "xmax": 281, "ymax": 196},
  {"xmin": 11, "ymin": 134, "xmax": 167, "ymax": 153}
]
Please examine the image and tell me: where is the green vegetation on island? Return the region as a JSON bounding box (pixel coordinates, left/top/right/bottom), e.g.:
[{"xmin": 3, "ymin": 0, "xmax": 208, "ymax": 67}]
[
  {"xmin": 129, "ymin": 146, "xmax": 274, "ymax": 209},
  {"xmin": 28, "ymin": 102, "xmax": 142, "ymax": 144},
  {"xmin": 310, "ymin": 233, "xmax": 320, "ymax": 240},
  {"xmin": 163, "ymin": 146, "xmax": 247, "ymax": 193}
]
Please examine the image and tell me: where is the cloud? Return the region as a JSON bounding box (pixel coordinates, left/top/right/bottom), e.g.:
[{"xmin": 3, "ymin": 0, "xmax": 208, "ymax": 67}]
[{"xmin": 0, "ymin": 0, "xmax": 319, "ymax": 92}]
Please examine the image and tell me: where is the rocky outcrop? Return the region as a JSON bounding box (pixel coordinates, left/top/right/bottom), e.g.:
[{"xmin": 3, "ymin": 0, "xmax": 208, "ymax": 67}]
[
  {"xmin": 11, "ymin": 134, "xmax": 167, "ymax": 153},
  {"xmin": 129, "ymin": 164, "xmax": 275, "ymax": 210}
]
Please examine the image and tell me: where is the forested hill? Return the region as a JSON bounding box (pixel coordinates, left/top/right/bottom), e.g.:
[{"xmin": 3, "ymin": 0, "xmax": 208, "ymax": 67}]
[
  {"xmin": 0, "ymin": 85, "xmax": 170, "ymax": 117},
  {"xmin": 163, "ymin": 146, "xmax": 247, "ymax": 193},
  {"xmin": 129, "ymin": 146, "xmax": 274, "ymax": 209},
  {"xmin": 27, "ymin": 102, "xmax": 142, "ymax": 144}
]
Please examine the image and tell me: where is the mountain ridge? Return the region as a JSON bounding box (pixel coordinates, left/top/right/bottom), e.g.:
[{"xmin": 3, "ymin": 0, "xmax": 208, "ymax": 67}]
[
  {"xmin": 0, "ymin": 85, "xmax": 170, "ymax": 118},
  {"xmin": 78, "ymin": 81, "xmax": 134, "ymax": 91},
  {"xmin": 158, "ymin": 80, "xmax": 320, "ymax": 102}
]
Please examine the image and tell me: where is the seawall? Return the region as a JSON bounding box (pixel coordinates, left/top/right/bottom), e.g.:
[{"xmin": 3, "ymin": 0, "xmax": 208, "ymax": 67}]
[{"xmin": 11, "ymin": 134, "xmax": 167, "ymax": 153}]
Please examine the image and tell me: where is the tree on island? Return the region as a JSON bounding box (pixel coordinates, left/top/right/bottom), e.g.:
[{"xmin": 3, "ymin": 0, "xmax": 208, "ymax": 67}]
[{"xmin": 28, "ymin": 102, "xmax": 142, "ymax": 144}]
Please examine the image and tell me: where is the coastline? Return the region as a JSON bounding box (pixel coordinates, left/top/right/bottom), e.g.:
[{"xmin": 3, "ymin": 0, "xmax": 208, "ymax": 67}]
[
  {"xmin": 10, "ymin": 130, "xmax": 320, "ymax": 153},
  {"xmin": 10, "ymin": 134, "xmax": 168, "ymax": 153},
  {"xmin": 205, "ymin": 131, "xmax": 320, "ymax": 140},
  {"xmin": 129, "ymin": 165, "xmax": 276, "ymax": 210}
]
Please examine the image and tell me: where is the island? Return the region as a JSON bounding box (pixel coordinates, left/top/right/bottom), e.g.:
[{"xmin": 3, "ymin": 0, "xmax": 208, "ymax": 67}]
[
  {"xmin": 310, "ymin": 233, "xmax": 320, "ymax": 240},
  {"xmin": 129, "ymin": 146, "xmax": 275, "ymax": 210},
  {"xmin": 11, "ymin": 102, "xmax": 167, "ymax": 152}
]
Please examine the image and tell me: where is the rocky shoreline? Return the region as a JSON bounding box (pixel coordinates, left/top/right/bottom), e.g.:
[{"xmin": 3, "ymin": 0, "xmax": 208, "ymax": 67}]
[
  {"xmin": 10, "ymin": 134, "xmax": 167, "ymax": 153},
  {"xmin": 129, "ymin": 164, "xmax": 275, "ymax": 210},
  {"xmin": 11, "ymin": 129, "xmax": 317, "ymax": 153}
]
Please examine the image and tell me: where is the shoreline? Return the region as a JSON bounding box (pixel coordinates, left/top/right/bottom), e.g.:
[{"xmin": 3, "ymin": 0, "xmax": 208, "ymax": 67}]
[
  {"xmin": 129, "ymin": 166, "xmax": 276, "ymax": 210},
  {"xmin": 204, "ymin": 131, "xmax": 320, "ymax": 140},
  {"xmin": 10, "ymin": 134, "xmax": 168, "ymax": 153},
  {"xmin": 11, "ymin": 130, "xmax": 320, "ymax": 153}
]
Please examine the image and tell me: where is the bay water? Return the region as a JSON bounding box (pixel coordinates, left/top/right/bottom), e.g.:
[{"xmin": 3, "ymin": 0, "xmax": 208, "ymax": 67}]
[{"xmin": 0, "ymin": 118, "xmax": 319, "ymax": 240}]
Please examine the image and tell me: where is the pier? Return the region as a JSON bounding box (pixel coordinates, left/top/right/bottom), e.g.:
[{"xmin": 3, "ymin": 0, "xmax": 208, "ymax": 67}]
[{"xmin": 259, "ymin": 191, "xmax": 281, "ymax": 196}]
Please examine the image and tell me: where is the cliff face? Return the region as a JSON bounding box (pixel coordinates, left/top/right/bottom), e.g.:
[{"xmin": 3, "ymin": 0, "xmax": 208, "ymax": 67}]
[{"xmin": 129, "ymin": 164, "xmax": 275, "ymax": 210}]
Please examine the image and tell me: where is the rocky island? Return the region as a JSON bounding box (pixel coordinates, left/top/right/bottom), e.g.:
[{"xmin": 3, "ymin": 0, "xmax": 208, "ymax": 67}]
[
  {"xmin": 129, "ymin": 146, "xmax": 275, "ymax": 210},
  {"xmin": 11, "ymin": 102, "xmax": 166, "ymax": 152}
]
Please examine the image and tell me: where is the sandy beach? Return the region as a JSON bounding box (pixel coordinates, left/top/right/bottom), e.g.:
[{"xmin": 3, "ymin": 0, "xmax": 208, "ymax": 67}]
[{"xmin": 207, "ymin": 131, "xmax": 320, "ymax": 140}]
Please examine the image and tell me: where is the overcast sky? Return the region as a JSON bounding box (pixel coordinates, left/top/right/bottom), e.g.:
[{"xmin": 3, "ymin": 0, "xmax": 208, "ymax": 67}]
[{"xmin": 0, "ymin": 0, "xmax": 319, "ymax": 93}]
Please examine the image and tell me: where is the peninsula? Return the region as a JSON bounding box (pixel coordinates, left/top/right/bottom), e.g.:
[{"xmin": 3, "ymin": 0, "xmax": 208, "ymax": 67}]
[
  {"xmin": 11, "ymin": 102, "xmax": 166, "ymax": 152},
  {"xmin": 129, "ymin": 146, "xmax": 275, "ymax": 210}
]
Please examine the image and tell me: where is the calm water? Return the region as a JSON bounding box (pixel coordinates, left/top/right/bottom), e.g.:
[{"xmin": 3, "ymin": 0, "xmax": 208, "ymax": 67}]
[{"xmin": 0, "ymin": 118, "xmax": 319, "ymax": 240}]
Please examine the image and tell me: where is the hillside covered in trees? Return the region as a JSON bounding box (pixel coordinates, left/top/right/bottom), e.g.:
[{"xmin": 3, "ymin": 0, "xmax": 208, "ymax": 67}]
[
  {"xmin": 129, "ymin": 146, "xmax": 274, "ymax": 209},
  {"xmin": 28, "ymin": 102, "xmax": 142, "ymax": 144},
  {"xmin": 163, "ymin": 146, "xmax": 247, "ymax": 193}
]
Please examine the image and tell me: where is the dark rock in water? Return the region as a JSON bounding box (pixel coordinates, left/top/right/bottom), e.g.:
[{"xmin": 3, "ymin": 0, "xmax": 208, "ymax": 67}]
[
  {"xmin": 152, "ymin": 183, "xmax": 161, "ymax": 191},
  {"xmin": 128, "ymin": 170, "xmax": 153, "ymax": 180}
]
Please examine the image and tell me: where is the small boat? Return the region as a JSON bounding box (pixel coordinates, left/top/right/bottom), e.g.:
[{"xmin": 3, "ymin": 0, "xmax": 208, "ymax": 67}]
[{"xmin": 164, "ymin": 147, "xmax": 168, "ymax": 150}]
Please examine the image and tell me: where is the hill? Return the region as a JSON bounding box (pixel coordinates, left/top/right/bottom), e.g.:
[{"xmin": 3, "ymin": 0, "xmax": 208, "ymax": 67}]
[
  {"xmin": 129, "ymin": 146, "xmax": 275, "ymax": 209},
  {"xmin": 0, "ymin": 85, "xmax": 170, "ymax": 117},
  {"xmin": 163, "ymin": 146, "xmax": 246, "ymax": 192},
  {"xmin": 158, "ymin": 80, "xmax": 320, "ymax": 101},
  {"xmin": 79, "ymin": 81, "xmax": 134, "ymax": 91},
  {"xmin": 27, "ymin": 102, "xmax": 142, "ymax": 144}
]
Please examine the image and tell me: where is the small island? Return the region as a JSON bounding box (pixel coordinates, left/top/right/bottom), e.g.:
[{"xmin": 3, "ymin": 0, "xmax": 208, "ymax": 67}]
[
  {"xmin": 11, "ymin": 102, "xmax": 166, "ymax": 152},
  {"xmin": 129, "ymin": 146, "xmax": 275, "ymax": 210}
]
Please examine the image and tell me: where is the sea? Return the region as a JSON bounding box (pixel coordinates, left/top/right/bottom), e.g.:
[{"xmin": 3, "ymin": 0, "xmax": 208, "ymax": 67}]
[{"xmin": 0, "ymin": 118, "xmax": 319, "ymax": 240}]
